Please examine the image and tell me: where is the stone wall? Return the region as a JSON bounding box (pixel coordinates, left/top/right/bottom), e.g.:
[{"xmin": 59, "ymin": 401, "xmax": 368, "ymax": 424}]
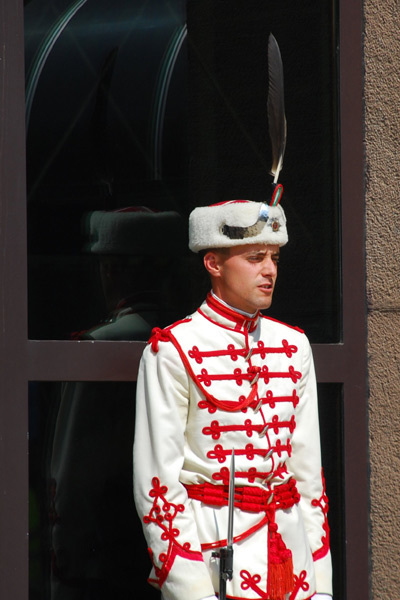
[{"xmin": 364, "ymin": 1, "xmax": 400, "ymax": 598}]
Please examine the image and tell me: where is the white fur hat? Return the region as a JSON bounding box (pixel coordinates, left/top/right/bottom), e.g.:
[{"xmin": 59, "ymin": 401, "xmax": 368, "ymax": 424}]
[{"xmin": 188, "ymin": 200, "xmax": 288, "ymax": 253}]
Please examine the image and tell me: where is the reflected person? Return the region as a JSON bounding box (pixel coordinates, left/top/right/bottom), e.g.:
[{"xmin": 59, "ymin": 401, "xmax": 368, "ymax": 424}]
[{"xmin": 50, "ymin": 208, "xmax": 185, "ymax": 600}]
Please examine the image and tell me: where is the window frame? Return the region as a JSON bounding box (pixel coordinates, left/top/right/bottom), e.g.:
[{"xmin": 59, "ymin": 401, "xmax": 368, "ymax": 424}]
[{"xmin": 0, "ymin": 0, "xmax": 367, "ymax": 597}]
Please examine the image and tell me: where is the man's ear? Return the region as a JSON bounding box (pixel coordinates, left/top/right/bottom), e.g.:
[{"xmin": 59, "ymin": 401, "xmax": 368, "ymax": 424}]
[{"xmin": 203, "ymin": 250, "xmax": 223, "ymax": 278}]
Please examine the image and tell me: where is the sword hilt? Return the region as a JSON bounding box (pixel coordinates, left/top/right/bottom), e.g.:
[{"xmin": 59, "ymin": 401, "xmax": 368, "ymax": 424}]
[
  {"xmin": 219, "ymin": 546, "xmax": 233, "ymax": 581},
  {"xmin": 212, "ymin": 545, "xmax": 233, "ymax": 600}
]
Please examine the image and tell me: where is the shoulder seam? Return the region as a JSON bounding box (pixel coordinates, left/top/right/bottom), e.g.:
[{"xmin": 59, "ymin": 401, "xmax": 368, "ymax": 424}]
[
  {"xmin": 165, "ymin": 316, "xmax": 192, "ymax": 332},
  {"xmin": 260, "ymin": 314, "xmax": 304, "ymax": 334}
]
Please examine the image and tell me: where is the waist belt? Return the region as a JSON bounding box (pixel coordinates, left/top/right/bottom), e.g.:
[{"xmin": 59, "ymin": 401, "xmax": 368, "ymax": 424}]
[
  {"xmin": 185, "ymin": 478, "xmax": 300, "ymax": 513},
  {"xmin": 185, "ymin": 479, "xmax": 300, "ymax": 600}
]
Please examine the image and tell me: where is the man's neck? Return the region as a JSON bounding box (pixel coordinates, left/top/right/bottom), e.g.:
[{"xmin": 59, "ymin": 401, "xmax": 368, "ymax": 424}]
[{"xmin": 210, "ymin": 290, "xmax": 258, "ymax": 319}]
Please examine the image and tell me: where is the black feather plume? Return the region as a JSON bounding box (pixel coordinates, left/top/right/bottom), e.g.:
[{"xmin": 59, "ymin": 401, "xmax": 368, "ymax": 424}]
[{"xmin": 267, "ymin": 34, "xmax": 287, "ymax": 184}]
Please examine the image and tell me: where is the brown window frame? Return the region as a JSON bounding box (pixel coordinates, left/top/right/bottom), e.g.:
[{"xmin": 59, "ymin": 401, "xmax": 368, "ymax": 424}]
[{"xmin": 0, "ymin": 0, "xmax": 367, "ymax": 597}]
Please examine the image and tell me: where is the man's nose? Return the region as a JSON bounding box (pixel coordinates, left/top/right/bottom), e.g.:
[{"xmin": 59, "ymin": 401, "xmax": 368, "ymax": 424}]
[{"xmin": 261, "ymin": 257, "xmax": 277, "ymax": 276}]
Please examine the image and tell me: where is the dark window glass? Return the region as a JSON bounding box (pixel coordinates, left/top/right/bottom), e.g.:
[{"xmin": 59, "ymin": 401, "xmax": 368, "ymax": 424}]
[
  {"xmin": 26, "ymin": 0, "xmax": 339, "ymax": 342},
  {"xmin": 25, "ymin": 0, "xmax": 189, "ymax": 341},
  {"xmin": 317, "ymin": 383, "xmax": 345, "ymax": 600},
  {"xmin": 187, "ymin": 1, "xmax": 340, "ymax": 342},
  {"xmin": 29, "ymin": 380, "xmax": 158, "ymax": 600}
]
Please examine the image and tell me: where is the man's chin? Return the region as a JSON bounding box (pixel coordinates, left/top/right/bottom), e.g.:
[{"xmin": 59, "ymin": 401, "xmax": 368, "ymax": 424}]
[
  {"xmin": 260, "ymin": 305, "xmax": 272, "ymax": 313},
  {"xmin": 256, "ymin": 295, "xmax": 273, "ymax": 311}
]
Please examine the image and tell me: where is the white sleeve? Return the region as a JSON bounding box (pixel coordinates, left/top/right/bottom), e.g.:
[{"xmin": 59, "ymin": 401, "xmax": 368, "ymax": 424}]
[
  {"xmin": 133, "ymin": 340, "xmax": 215, "ymax": 600},
  {"xmin": 286, "ymin": 337, "xmax": 333, "ymax": 596}
]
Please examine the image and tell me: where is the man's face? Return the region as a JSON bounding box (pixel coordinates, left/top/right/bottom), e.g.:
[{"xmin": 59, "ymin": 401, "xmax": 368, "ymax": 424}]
[{"xmin": 204, "ymin": 243, "xmax": 280, "ymax": 314}]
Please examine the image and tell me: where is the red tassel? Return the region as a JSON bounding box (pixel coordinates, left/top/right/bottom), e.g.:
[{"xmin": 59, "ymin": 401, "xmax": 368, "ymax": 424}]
[{"xmin": 267, "ymin": 522, "xmax": 294, "ymax": 600}]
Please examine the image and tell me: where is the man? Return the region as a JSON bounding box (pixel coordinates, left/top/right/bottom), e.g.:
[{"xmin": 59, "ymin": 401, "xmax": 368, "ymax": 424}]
[{"xmin": 133, "ymin": 197, "xmax": 333, "ymax": 600}]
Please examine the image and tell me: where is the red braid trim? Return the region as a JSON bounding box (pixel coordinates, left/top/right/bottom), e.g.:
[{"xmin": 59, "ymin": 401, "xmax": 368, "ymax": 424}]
[
  {"xmin": 167, "ymin": 329, "xmax": 259, "ymax": 412},
  {"xmin": 186, "ymin": 480, "xmax": 300, "ymax": 600},
  {"xmin": 185, "ymin": 479, "xmax": 300, "ymax": 550}
]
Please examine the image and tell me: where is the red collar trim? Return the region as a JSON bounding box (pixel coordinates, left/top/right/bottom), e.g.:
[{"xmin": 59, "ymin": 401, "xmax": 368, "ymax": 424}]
[{"xmin": 203, "ymin": 292, "xmax": 260, "ymax": 333}]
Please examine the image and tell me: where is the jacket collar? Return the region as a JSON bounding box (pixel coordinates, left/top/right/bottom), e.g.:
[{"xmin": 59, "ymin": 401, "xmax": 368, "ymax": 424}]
[{"xmin": 198, "ymin": 292, "xmax": 260, "ymax": 333}]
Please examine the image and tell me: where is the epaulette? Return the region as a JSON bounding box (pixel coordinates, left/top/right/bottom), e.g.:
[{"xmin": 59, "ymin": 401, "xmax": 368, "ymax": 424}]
[{"xmin": 148, "ymin": 318, "xmax": 192, "ymax": 352}]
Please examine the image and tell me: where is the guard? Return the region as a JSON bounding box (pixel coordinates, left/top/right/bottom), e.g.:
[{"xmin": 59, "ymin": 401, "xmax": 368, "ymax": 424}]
[{"xmin": 133, "ymin": 195, "xmax": 333, "ymax": 600}]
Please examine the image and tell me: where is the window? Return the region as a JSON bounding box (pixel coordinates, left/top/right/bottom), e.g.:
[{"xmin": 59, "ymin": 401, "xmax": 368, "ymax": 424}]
[{"xmin": 0, "ymin": 1, "xmax": 367, "ymax": 598}]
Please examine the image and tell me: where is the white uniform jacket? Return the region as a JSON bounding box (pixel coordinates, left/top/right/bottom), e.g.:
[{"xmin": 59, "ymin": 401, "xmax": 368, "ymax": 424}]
[{"xmin": 134, "ymin": 293, "xmax": 332, "ymax": 600}]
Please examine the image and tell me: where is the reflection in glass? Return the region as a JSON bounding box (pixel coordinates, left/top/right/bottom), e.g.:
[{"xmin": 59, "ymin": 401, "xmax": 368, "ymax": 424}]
[
  {"xmin": 25, "ymin": 0, "xmax": 189, "ymax": 341},
  {"xmin": 29, "ymin": 381, "xmax": 159, "ymax": 600},
  {"xmin": 72, "ymin": 207, "xmax": 187, "ymax": 341}
]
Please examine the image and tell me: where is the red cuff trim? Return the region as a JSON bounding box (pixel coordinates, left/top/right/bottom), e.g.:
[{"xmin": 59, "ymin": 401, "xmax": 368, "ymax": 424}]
[{"xmin": 311, "ymin": 469, "xmax": 330, "ymax": 561}]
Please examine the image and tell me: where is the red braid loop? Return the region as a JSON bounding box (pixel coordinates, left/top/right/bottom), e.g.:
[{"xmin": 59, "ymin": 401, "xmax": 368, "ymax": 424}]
[{"xmin": 149, "ymin": 327, "xmax": 171, "ymax": 352}]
